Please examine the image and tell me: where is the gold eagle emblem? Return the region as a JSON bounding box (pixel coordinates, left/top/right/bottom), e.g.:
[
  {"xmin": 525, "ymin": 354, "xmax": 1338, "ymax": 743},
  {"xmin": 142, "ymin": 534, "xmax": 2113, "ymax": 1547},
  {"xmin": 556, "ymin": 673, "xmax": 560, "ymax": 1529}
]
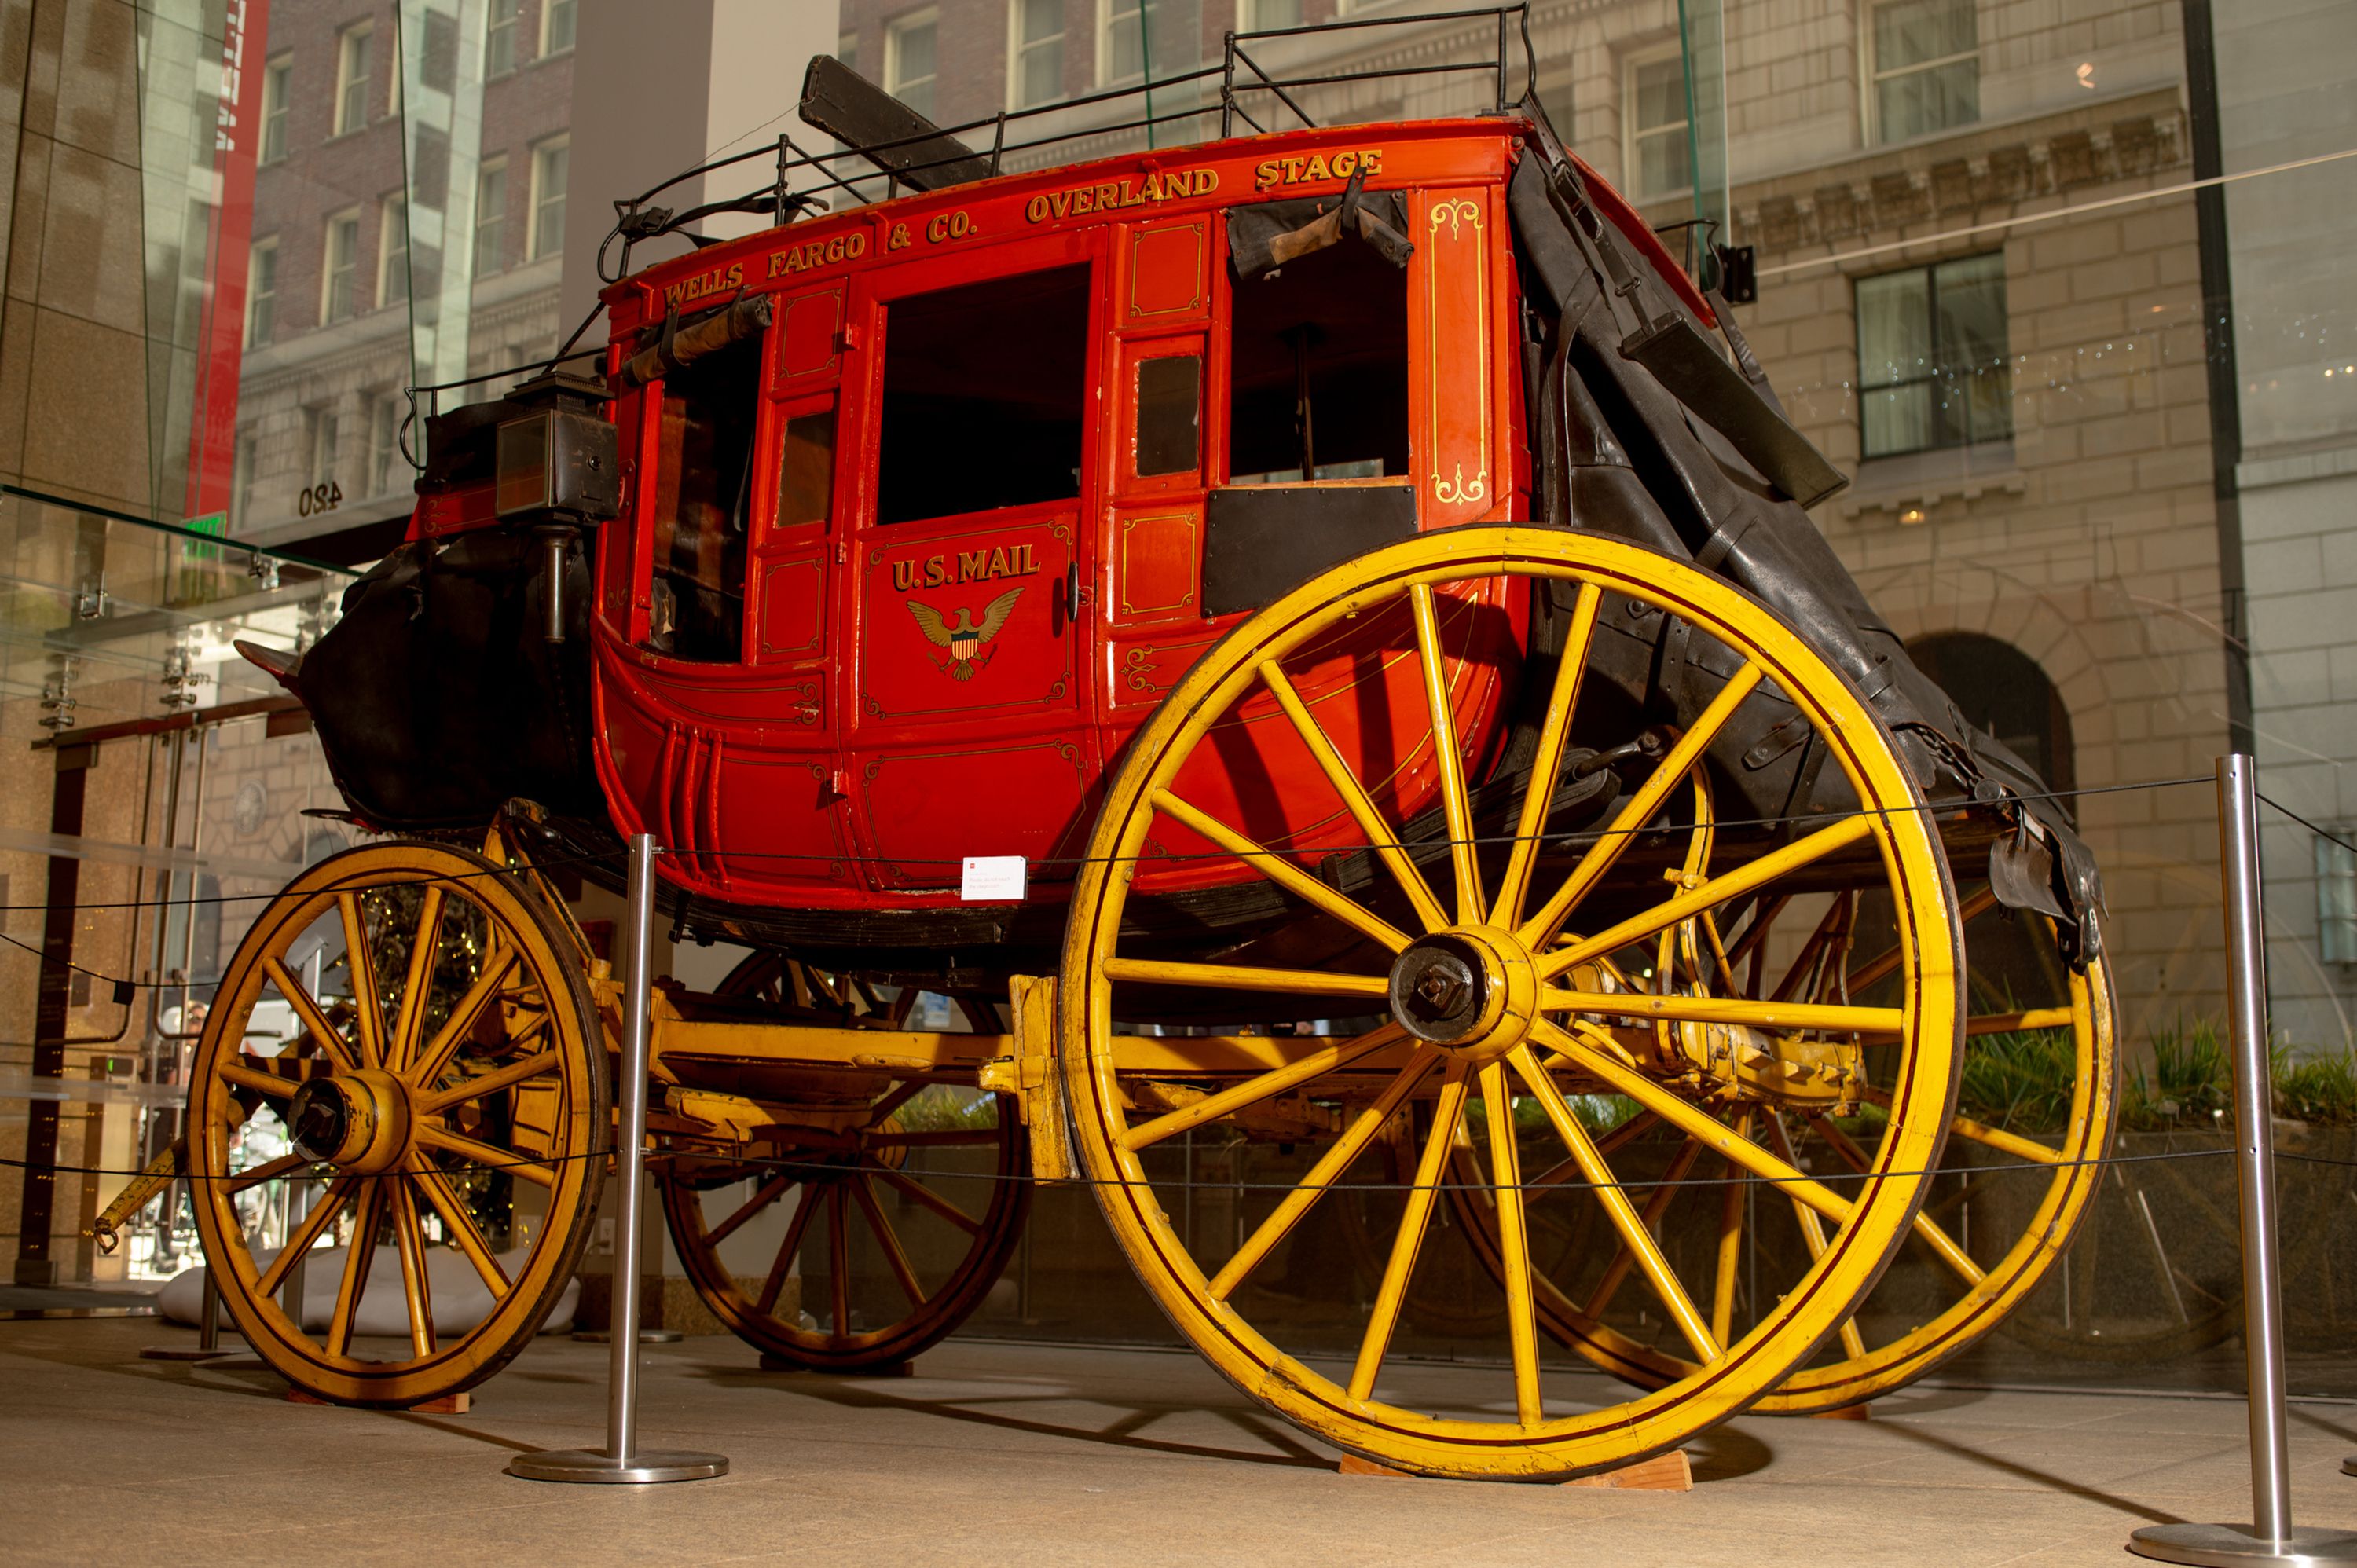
[{"xmin": 907, "ymin": 588, "xmax": 1025, "ymax": 681}]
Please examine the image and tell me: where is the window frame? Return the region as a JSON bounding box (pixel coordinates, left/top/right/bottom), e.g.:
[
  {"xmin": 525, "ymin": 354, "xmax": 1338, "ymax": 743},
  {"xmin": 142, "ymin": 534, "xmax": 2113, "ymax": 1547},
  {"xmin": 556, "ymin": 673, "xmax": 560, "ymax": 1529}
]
[
  {"xmin": 245, "ymin": 236, "xmax": 278, "ymax": 347},
  {"xmin": 486, "ymin": 0, "xmax": 519, "ymax": 75},
  {"xmin": 259, "ymin": 54, "xmax": 292, "ymax": 162},
  {"xmin": 366, "ymin": 390, "xmax": 405, "ymax": 496},
  {"xmin": 1097, "ymin": 0, "xmax": 1143, "ymax": 88},
  {"xmin": 1864, "ymin": 0, "xmax": 1981, "ymax": 146},
  {"xmin": 377, "ymin": 194, "xmax": 409, "ymax": 310},
  {"xmin": 474, "ymin": 156, "xmax": 508, "ymax": 275},
  {"xmin": 332, "ymin": 21, "xmax": 373, "ymax": 137},
  {"xmin": 1237, "ymin": 0, "xmax": 1302, "ymax": 30},
  {"xmin": 527, "ymin": 134, "xmax": 568, "ymax": 261},
  {"xmin": 1007, "ymin": 0, "xmax": 1065, "ymax": 111},
  {"xmin": 885, "ymin": 8, "xmax": 939, "ymax": 119},
  {"xmin": 1854, "ymin": 251, "xmax": 2014, "ymax": 461},
  {"xmin": 541, "ymin": 0, "xmax": 576, "ymax": 57},
  {"xmin": 1622, "ymin": 43, "xmax": 1692, "ymax": 200},
  {"xmin": 321, "ymin": 206, "xmax": 362, "ymax": 323}
]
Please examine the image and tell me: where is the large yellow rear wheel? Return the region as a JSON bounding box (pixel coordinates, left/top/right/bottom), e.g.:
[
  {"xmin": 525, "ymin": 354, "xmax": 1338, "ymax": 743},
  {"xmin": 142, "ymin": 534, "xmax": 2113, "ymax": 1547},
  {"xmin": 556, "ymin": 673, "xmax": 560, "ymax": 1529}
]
[{"xmin": 1060, "ymin": 526, "xmax": 1964, "ymax": 1480}]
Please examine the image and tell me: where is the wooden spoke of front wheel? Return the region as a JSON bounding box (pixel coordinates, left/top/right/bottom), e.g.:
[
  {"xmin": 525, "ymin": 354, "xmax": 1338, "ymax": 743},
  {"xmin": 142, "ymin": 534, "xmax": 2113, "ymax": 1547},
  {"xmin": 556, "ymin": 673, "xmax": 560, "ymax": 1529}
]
[
  {"xmin": 1534, "ymin": 1019, "xmax": 1854, "ymax": 1227},
  {"xmin": 863, "ymin": 1130, "xmax": 1006, "ymax": 1149},
  {"xmin": 1509, "ymin": 1044, "xmax": 1720, "ymax": 1363},
  {"xmin": 1523, "ymin": 1108, "xmax": 1663, "ymax": 1196},
  {"xmin": 1519, "ymin": 661, "xmax": 1765, "ymax": 951},
  {"xmin": 1583, "ymin": 1135, "xmax": 1706, "ymax": 1321},
  {"xmin": 227, "ymin": 1152, "xmax": 309, "ymax": 1194},
  {"xmin": 1725, "ymin": 896, "xmax": 1791, "ymax": 1000},
  {"xmin": 869, "ymin": 1163, "xmax": 982, "ymax": 1236},
  {"xmin": 258, "ymin": 1174, "xmax": 358, "ymax": 1299},
  {"xmin": 339, "ymin": 893, "xmax": 387, "ymax": 1071},
  {"xmin": 1151, "ymin": 788, "xmax": 1412, "ymax": 954},
  {"xmin": 1847, "ymin": 885, "xmax": 1999, "ymax": 995},
  {"xmin": 708, "ymin": 1171, "xmax": 797, "ymax": 1250},
  {"xmin": 415, "ymin": 1050, "xmax": 559, "ymax": 1117},
  {"xmin": 263, "ymin": 956, "xmax": 357, "ymax": 1072},
  {"xmin": 1124, "ymin": 1024, "xmax": 1409, "ymax": 1152},
  {"xmin": 1479, "ymin": 1062, "xmax": 1544, "ymax": 1425},
  {"xmin": 387, "ymin": 885, "xmax": 447, "ymax": 1075},
  {"xmin": 324, "ymin": 1180, "xmax": 383, "ymax": 1358},
  {"xmin": 408, "ymin": 947, "xmax": 524, "ymax": 1090},
  {"xmin": 1765, "ymin": 1113, "xmax": 1864, "ymax": 1361},
  {"xmin": 1494, "ymin": 581, "xmax": 1604, "ymax": 929},
  {"xmin": 851, "ymin": 1177, "xmax": 926, "ymax": 1308},
  {"xmin": 414, "ymin": 1122, "xmax": 555, "ymax": 1188},
  {"xmin": 1209, "ymin": 1047, "xmax": 1439, "ymax": 1300},
  {"xmin": 1099, "ymin": 956, "xmax": 1388, "ymax": 1001},
  {"xmin": 1710, "ymin": 1110, "xmax": 1754, "ymax": 1349},
  {"xmin": 215, "ymin": 1061, "xmax": 301, "ymax": 1101},
  {"xmin": 827, "ymin": 1184, "xmax": 851, "ymax": 1339},
  {"xmin": 1539, "ymin": 813, "xmax": 1876, "ymax": 984},
  {"xmin": 1347, "ymin": 1061, "xmax": 1471, "ymax": 1402},
  {"xmin": 1771, "ymin": 895, "xmax": 1855, "ymax": 1004},
  {"xmin": 389, "ymin": 1178, "xmax": 435, "ymax": 1360},
  {"xmin": 756, "ymin": 1182, "xmax": 825, "ymax": 1315},
  {"xmin": 408, "ymin": 1157, "xmax": 513, "ymax": 1299},
  {"xmin": 1541, "ymin": 986, "xmax": 1903, "ymax": 1037},
  {"xmin": 863, "ymin": 1080, "xmax": 929, "ymax": 1131},
  {"xmin": 1807, "ymin": 1113, "xmax": 1985, "ymax": 1286},
  {"xmin": 1258, "ymin": 661, "xmax": 1449, "ymax": 935},
  {"xmin": 1855, "ymin": 1085, "xmax": 2063, "ymax": 1167},
  {"xmin": 1408, "ymin": 584, "xmax": 1485, "ymax": 927}
]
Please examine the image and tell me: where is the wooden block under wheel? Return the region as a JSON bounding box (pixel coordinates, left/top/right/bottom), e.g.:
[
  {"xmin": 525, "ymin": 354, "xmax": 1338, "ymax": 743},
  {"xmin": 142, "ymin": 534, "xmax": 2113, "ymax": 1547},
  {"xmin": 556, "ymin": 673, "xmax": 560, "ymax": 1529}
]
[{"xmin": 288, "ymin": 1387, "xmax": 471, "ymax": 1413}]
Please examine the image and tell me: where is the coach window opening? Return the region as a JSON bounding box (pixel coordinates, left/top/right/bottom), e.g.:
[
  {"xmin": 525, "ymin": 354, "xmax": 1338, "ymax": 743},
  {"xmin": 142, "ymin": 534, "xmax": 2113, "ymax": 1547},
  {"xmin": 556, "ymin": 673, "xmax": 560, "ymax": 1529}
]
[
  {"xmin": 643, "ymin": 321, "xmax": 764, "ymax": 661},
  {"xmin": 1226, "ymin": 233, "xmax": 1409, "ymax": 485}
]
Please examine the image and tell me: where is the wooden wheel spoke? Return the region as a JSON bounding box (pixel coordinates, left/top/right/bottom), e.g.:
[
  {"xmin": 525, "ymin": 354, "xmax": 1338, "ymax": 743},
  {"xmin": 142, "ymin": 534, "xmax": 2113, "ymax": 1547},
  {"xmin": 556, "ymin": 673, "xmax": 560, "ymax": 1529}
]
[
  {"xmin": 339, "ymin": 893, "xmax": 387, "ymax": 1071},
  {"xmin": 827, "ymin": 1184, "xmax": 851, "ymax": 1339},
  {"xmin": 1855, "ymin": 1085, "xmax": 2064, "ymax": 1167},
  {"xmin": 388, "ymin": 885, "xmax": 447, "ymax": 1075},
  {"xmin": 324, "ymin": 1180, "xmax": 382, "ymax": 1358},
  {"xmin": 1532, "ymin": 1019, "xmax": 1852, "ymax": 1225},
  {"xmin": 1807, "ymin": 1113, "xmax": 1985, "ymax": 1286},
  {"xmin": 862, "ymin": 1130, "xmax": 1004, "ymax": 1148},
  {"xmin": 1124, "ymin": 1024, "xmax": 1409, "ymax": 1152},
  {"xmin": 1539, "ymin": 986, "xmax": 1902, "ymax": 1036},
  {"xmin": 264, "ymin": 955, "xmax": 357, "ymax": 1072},
  {"xmin": 1408, "ymin": 583, "xmax": 1485, "ymax": 926},
  {"xmin": 409, "ymin": 947, "xmax": 524, "ymax": 1090},
  {"xmin": 416, "ymin": 1049, "xmax": 559, "ymax": 1117},
  {"xmin": 1849, "ymin": 885, "xmax": 1998, "ymax": 995},
  {"xmin": 851, "ymin": 1176, "xmax": 927, "ymax": 1308},
  {"xmin": 1258, "ymin": 660, "xmax": 1449, "ymax": 935},
  {"xmin": 1098, "ymin": 956, "xmax": 1388, "ymax": 1001},
  {"xmin": 1764, "ymin": 1113, "xmax": 1864, "ymax": 1359},
  {"xmin": 1478, "ymin": 1063, "xmax": 1544, "ymax": 1425},
  {"xmin": 408, "ymin": 1157, "xmax": 512, "ymax": 1299},
  {"xmin": 1771, "ymin": 896, "xmax": 1855, "ymax": 1004},
  {"xmin": 217, "ymin": 1061, "xmax": 301, "ymax": 1100},
  {"xmin": 228, "ymin": 1152, "xmax": 308, "ymax": 1194},
  {"xmin": 1151, "ymin": 788, "xmax": 1413, "ymax": 954},
  {"xmin": 1711, "ymin": 1111, "xmax": 1754, "ymax": 1349},
  {"xmin": 388, "ymin": 1178, "xmax": 435, "ymax": 1359},
  {"xmin": 869, "ymin": 1163, "xmax": 983, "ymax": 1236},
  {"xmin": 1347, "ymin": 1061, "xmax": 1470, "ymax": 1402},
  {"xmin": 1582, "ymin": 1135, "xmax": 1706, "ymax": 1321},
  {"xmin": 1508, "ymin": 1045, "xmax": 1719, "ymax": 1363},
  {"xmin": 756, "ymin": 1183, "xmax": 824, "ymax": 1316},
  {"xmin": 1519, "ymin": 661, "xmax": 1765, "ymax": 951},
  {"xmin": 258, "ymin": 1174, "xmax": 358, "ymax": 1299},
  {"xmin": 1538, "ymin": 813, "xmax": 1877, "ymax": 984},
  {"xmin": 1963, "ymin": 1007, "xmax": 2077, "ymax": 1038},
  {"xmin": 708, "ymin": 1171, "xmax": 797, "ymax": 1248},
  {"xmin": 864, "ymin": 1080, "xmax": 929, "ymax": 1130},
  {"xmin": 1496, "ymin": 581, "xmax": 1604, "ymax": 929},
  {"xmin": 414, "ymin": 1122, "xmax": 556, "ymax": 1188},
  {"xmin": 1210, "ymin": 1047, "xmax": 1439, "ymax": 1299}
]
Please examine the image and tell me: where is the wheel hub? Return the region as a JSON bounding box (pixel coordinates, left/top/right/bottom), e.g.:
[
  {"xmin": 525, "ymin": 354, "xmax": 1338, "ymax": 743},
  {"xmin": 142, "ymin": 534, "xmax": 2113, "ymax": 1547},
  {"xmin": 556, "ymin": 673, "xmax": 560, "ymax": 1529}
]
[
  {"xmin": 286, "ymin": 1069, "xmax": 410, "ymax": 1173},
  {"xmin": 1387, "ymin": 929, "xmax": 1538, "ymax": 1063}
]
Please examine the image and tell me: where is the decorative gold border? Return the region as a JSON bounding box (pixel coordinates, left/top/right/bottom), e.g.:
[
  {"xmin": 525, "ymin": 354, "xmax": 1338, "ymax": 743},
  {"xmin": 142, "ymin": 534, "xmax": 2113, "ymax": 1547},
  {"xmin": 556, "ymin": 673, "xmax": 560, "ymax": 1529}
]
[
  {"xmin": 1424, "ymin": 196, "xmax": 1490, "ymax": 508},
  {"xmin": 757, "ymin": 557, "xmax": 826, "ymax": 658},
  {"xmin": 1128, "ymin": 218, "xmax": 1207, "ymax": 319},
  {"xmin": 1118, "ymin": 511, "xmax": 1198, "ymax": 617},
  {"xmin": 778, "ymin": 285, "xmax": 847, "ymax": 380}
]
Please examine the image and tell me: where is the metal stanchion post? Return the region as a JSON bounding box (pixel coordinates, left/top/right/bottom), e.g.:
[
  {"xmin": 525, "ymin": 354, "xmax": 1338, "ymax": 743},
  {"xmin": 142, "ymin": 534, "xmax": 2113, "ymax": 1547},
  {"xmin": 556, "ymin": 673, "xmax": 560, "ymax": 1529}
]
[
  {"xmin": 508, "ymin": 836, "xmax": 727, "ymax": 1486},
  {"xmin": 2130, "ymin": 756, "xmax": 2357, "ymax": 1565}
]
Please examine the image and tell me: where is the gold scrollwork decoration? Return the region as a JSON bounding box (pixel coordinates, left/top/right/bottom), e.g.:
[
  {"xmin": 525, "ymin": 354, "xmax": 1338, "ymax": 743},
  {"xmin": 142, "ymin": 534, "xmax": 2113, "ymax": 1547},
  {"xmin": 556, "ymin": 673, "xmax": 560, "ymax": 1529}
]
[{"xmin": 1433, "ymin": 464, "xmax": 1488, "ymax": 505}]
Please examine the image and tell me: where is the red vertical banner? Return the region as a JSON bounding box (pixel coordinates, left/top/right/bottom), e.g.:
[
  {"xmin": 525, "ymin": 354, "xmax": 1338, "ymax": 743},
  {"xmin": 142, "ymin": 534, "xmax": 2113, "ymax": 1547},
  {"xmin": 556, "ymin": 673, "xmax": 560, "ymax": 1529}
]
[{"xmin": 183, "ymin": 0, "xmax": 271, "ymax": 533}]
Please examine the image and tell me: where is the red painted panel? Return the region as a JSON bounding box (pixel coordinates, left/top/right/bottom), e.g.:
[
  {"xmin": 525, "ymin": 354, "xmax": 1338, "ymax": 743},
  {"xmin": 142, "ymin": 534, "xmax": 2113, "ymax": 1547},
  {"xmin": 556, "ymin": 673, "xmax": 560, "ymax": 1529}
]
[
  {"xmin": 757, "ymin": 555, "xmax": 826, "ymax": 661},
  {"xmin": 855, "ymin": 738, "xmax": 1093, "ymax": 892},
  {"xmin": 1113, "ymin": 505, "xmax": 1199, "ymax": 622},
  {"xmin": 1415, "ymin": 185, "xmax": 1501, "ymax": 529},
  {"xmin": 1127, "ymin": 218, "xmax": 1208, "ymax": 323},
  {"xmin": 779, "ymin": 288, "xmax": 845, "ymax": 381}
]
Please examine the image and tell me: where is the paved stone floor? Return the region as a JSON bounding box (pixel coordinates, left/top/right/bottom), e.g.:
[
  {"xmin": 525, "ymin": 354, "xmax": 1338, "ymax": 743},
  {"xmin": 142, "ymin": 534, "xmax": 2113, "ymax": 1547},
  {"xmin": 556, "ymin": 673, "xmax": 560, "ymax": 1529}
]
[{"xmin": 8, "ymin": 1317, "xmax": 2357, "ymax": 1566}]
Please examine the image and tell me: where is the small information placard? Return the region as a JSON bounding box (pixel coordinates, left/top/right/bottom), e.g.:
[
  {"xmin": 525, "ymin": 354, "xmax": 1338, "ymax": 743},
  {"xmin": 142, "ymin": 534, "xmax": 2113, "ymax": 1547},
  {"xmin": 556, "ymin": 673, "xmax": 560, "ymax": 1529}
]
[{"xmin": 960, "ymin": 855, "xmax": 1028, "ymax": 903}]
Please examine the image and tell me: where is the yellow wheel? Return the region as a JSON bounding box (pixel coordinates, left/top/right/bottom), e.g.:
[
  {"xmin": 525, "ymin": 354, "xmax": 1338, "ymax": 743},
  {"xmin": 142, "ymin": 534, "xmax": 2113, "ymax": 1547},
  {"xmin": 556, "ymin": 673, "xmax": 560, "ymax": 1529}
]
[
  {"xmin": 188, "ymin": 841, "xmax": 607, "ymax": 1407},
  {"xmin": 1060, "ymin": 525, "xmax": 1964, "ymax": 1480},
  {"xmin": 658, "ymin": 954, "xmax": 1029, "ymax": 1370}
]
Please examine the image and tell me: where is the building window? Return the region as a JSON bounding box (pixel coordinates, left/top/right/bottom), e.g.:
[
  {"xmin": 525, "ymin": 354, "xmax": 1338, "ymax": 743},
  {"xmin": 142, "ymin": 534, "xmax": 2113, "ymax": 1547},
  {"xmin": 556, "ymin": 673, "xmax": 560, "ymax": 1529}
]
[
  {"xmin": 322, "ymin": 207, "xmax": 361, "ymax": 322},
  {"xmin": 1871, "ymin": 0, "xmax": 1978, "ymax": 143},
  {"xmin": 232, "ymin": 430, "xmax": 258, "ymax": 529},
  {"xmin": 1100, "ymin": 0, "xmax": 1151, "ymax": 86},
  {"xmin": 541, "ymin": 0, "xmax": 576, "ymax": 55},
  {"xmin": 1905, "ymin": 633, "xmax": 2074, "ymax": 796},
  {"xmin": 2321, "ymin": 833, "xmax": 2357, "ymax": 965},
  {"xmin": 378, "ymin": 196, "xmax": 409, "ymax": 309},
  {"xmin": 1010, "ymin": 0, "xmax": 1063, "ymax": 108},
  {"xmin": 368, "ymin": 393, "xmax": 405, "ymax": 496},
  {"xmin": 885, "ymin": 9, "xmax": 937, "ymax": 120},
  {"xmin": 334, "ymin": 22, "xmax": 372, "ymax": 136},
  {"xmin": 260, "ymin": 55, "xmax": 291, "ymax": 161},
  {"xmin": 1626, "ymin": 49, "xmax": 1690, "ymax": 198},
  {"xmin": 245, "ymin": 238, "xmax": 277, "ymax": 346},
  {"xmin": 486, "ymin": 0, "xmax": 519, "ymax": 75},
  {"xmin": 309, "ymin": 406, "xmax": 342, "ymax": 489},
  {"xmin": 475, "ymin": 156, "xmax": 507, "ymax": 274},
  {"xmin": 1857, "ymin": 252, "xmax": 2011, "ymax": 459},
  {"xmin": 529, "ymin": 136, "xmax": 568, "ymax": 259},
  {"xmin": 838, "ymin": 29, "xmax": 857, "ymax": 72},
  {"xmin": 1534, "ymin": 60, "xmax": 1574, "ymax": 140},
  {"xmin": 1241, "ymin": 0, "xmax": 1299, "ymax": 30}
]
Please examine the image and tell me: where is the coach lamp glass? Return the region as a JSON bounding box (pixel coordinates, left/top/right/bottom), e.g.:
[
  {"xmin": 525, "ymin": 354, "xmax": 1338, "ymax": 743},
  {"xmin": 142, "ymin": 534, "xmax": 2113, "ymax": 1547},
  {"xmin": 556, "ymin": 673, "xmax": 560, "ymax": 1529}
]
[{"xmin": 496, "ymin": 371, "xmax": 622, "ymax": 643}]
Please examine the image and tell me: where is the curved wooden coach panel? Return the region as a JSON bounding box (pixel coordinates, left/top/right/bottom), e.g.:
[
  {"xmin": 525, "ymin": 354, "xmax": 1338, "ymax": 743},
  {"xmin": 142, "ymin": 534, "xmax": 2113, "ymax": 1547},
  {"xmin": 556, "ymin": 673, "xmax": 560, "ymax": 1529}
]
[{"xmin": 585, "ymin": 120, "xmax": 1538, "ymax": 914}]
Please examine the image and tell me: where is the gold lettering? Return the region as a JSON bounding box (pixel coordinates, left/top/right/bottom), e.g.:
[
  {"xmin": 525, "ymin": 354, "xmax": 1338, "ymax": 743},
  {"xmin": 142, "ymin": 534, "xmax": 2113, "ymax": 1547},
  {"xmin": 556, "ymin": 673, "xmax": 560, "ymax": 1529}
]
[
  {"xmin": 986, "ymin": 547, "xmax": 1009, "ymax": 578},
  {"xmin": 1256, "ymin": 159, "xmax": 1281, "ymax": 190},
  {"xmin": 1360, "ymin": 148, "xmax": 1383, "ymax": 175},
  {"xmin": 893, "ymin": 560, "xmax": 915, "ymax": 591},
  {"xmin": 887, "ymin": 223, "xmax": 912, "ymax": 251},
  {"xmin": 768, "ymin": 251, "xmax": 788, "ymax": 278},
  {"xmin": 1117, "ymin": 178, "xmax": 1141, "ymax": 206},
  {"xmin": 1139, "ymin": 171, "xmax": 1163, "ymax": 202},
  {"xmin": 1027, "ymin": 193, "xmax": 1051, "ymax": 222},
  {"xmin": 1052, "ymin": 189, "xmax": 1074, "ymax": 218},
  {"xmin": 1072, "ymin": 188, "xmax": 1094, "ymax": 214},
  {"xmin": 1196, "ymin": 168, "xmax": 1218, "ymax": 195},
  {"xmin": 1281, "ymin": 156, "xmax": 1307, "ymax": 181},
  {"xmin": 959, "ymin": 548, "xmax": 989, "ymax": 581},
  {"xmin": 1332, "ymin": 150, "xmax": 1357, "ymax": 178},
  {"xmin": 1303, "ymin": 153, "xmax": 1329, "ymax": 181},
  {"xmin": 1096, "ymin": 182, "xmax": 1119, "ymax": 211},
  {"xmin": 848, "ymin": 231, "xmax": 868, "ymax": 257},
  {"xmin": 1021, "ymin": 543, "xmax": 1037, "ymax": 574},
  {"xmin": 924, "ymin": 555, "xmax": 945, "ymax": 587}
]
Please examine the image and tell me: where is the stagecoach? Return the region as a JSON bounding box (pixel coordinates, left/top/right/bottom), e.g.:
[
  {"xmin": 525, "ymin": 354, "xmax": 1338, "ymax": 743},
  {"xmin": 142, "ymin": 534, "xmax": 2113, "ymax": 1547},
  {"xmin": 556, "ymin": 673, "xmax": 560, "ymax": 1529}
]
[{"xmin": 110, "ymin": 20, "xmax": 2118, "ymax": 1480}]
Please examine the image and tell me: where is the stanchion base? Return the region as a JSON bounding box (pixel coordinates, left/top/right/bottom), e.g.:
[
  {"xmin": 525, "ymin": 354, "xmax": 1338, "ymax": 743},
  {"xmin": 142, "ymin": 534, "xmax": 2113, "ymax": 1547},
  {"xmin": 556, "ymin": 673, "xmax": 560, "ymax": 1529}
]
[
  {"xmin": 2343, "ymin": 1456, "xmax": 2357, "ymax": 1476},
  {"xmin": 506, "ymin": 1448, "xmax": 728, "ymax": 1484},
  {"xmin": 139, "ymin": 1345, "xmax": 238, "ymax": 1361},
  {"xmin": 570, "ymin": 1328, "xmax": 685, "ymax": 1344},
  {"xmin": 2130, "ymin": 1523, "xmax": 2357, "ymax": 1566}
]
